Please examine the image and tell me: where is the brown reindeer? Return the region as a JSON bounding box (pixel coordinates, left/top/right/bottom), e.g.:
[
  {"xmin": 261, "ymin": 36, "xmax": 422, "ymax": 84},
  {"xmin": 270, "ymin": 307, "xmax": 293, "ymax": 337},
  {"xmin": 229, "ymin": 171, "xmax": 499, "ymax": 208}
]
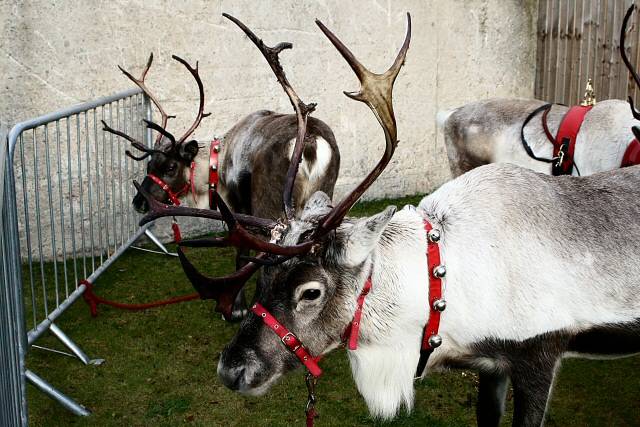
[{"xmin": 103, "ymin": 49, "xmax": 339, "ymax": 321}]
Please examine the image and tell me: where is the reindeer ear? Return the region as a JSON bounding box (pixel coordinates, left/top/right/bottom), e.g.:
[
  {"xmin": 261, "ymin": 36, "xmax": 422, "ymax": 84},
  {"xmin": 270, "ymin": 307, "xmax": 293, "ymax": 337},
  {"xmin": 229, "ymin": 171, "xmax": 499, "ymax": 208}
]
[
  {"xmin": 179, "ymin": 140, "xmax": 199, "ymax": 162},
  {"xmin": 339, "ymin": 206, "xmax": 396, "ymax": 267}
]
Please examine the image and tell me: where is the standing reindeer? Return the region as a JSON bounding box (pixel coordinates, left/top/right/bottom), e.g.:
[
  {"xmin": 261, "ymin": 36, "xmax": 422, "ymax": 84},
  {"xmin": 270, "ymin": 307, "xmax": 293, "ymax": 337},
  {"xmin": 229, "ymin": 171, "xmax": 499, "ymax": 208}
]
[
  {"xmin": 440, "ymin": 10, "xmax": 640, "ymax": 179},
  {"xmin": 440, "ymin": 97, "xmax": 639, "ymax": 177},
  {"xmin": 137, "ymin": 9, "xmax": 640, "ymax": 427},
  {"xmin": 103, "ymin": 50, "xmax": 339, "ymax": 321}
]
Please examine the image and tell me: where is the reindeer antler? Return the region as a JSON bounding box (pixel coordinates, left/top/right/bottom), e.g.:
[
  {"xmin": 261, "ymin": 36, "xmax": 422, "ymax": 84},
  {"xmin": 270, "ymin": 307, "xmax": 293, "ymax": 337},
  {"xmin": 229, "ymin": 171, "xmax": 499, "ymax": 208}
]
[
  {"xmin": 621, "ymin": 4, "xmax": 640, "ymax": 140},
  {"xmin": 223, "ymin": 13, "xmax": 316, "ymax": 220},
  {"xmin": 172, "ymin": 55, "xmax": 212, "ymax": 144},
  {"xmin": 103, "ymin": 54, "xmax": 211, "ymax": 160},
  {"xmin": 314, "ymin": 13, "xmax": 411, "ymax": 236},
  {"xmin": 119, "ymin": 53, "xmax": 175, "ymax": 145},
  {"xmin": 135, "ymin": 15, "xmax": 411, "ymax": 316}
]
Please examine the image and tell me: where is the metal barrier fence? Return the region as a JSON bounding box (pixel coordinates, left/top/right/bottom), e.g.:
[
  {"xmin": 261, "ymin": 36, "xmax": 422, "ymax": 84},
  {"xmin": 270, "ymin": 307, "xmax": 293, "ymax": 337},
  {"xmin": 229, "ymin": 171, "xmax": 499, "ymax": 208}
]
[
  {"xmin": 1, "ymin": 89, "xmax": 172, "ymax": 422},
  {"xmin": 1, "ymin": 123, "xmax": 28, "ymax": 427}
]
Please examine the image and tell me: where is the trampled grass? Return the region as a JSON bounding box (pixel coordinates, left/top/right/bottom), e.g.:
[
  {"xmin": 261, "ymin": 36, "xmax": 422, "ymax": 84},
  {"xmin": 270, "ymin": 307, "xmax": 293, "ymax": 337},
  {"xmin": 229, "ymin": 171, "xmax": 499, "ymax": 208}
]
[{"xmin": 26, "ymin": 194, "xmax": 640, "ymax": 426}]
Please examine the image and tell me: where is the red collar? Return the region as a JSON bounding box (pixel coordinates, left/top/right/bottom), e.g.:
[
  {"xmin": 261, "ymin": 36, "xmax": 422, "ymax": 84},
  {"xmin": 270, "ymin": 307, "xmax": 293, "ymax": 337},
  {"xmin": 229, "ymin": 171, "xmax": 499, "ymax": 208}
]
[
  {"xmin": 208, "ymin": 139, "xmax": 221, "ymax": 209},
  {"xmin": 253, "ymin": 218, "xmax": 445, "ymax": 376},
  {"xmin": 344, "ymin": 219, "xmax": 445, "ymax": 358}
]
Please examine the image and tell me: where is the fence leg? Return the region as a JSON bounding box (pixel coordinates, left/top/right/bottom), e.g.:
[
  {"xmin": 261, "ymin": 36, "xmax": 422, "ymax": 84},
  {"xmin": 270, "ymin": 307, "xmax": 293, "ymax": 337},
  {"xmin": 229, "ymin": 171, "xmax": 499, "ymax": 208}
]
[
  {"xmin": 25, "ymin": 370, "xmax": 90, "ymax": 416},
  {"xmin": 132, "ymin": 228, "xmax": 178, "ymax": 257},
  {"xmin": 49, "ymin": 323, "xmax": 104, "ymax": 366}
]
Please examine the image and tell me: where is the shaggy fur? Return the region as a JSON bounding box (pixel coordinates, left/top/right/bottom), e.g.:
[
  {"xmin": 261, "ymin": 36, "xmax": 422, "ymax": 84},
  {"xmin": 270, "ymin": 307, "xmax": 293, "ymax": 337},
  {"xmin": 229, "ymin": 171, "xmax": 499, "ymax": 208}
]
[{"xmin": 218, "ymin": 163, "xmax": 640, "ymax": 426}]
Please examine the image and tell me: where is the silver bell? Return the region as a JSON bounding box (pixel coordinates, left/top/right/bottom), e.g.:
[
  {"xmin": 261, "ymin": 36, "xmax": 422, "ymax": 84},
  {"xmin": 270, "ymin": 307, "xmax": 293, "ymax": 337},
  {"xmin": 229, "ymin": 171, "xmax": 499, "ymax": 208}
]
[
  {"xmin": 428, "ymin": 334, "xmax": 442, "ymax": 348},
  {"xmin": 432, "ymin": 265, "xmax": 446, "ymax": 279},
  {"xmin": 213, "ymin": 145, "xmax": 220, "ymax": 153},
  {"xmin": 211, "ymin": 164, "xmax": 217, "ymax": 171},
  {"xmin": 427, "ymin": 229, "xmax": 441, "ymax": 243},
  {"xmin": 210, "ymin": 183, "xmax": 217, "ymax": 190},
  {"xmin": 432, "ymin": 299, "xmax": 447, "ymax": 312}
]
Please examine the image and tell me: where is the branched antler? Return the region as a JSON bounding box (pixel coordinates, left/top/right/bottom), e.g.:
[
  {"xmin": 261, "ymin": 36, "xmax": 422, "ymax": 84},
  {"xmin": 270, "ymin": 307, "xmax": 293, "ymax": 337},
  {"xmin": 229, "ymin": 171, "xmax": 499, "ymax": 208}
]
[
  {"xmin": 119, "ymin": 53, "xmax": 176, "ymax": 145},
  {"xmin": 104, "ymin": 54, "xmax": 211, "ymax": 161},
  {"xmin": 172, "ymin": 55, "xmax": 212, "ymax": 144},
  {"xmin": 621, "ymin": 4, "xmax": 640, "ymax": 140},
  {"xmin": 135, "ymin": 14, "xmax": 411, "ymax": 316},
  {"xmin": 223, "ymin": 13, "xmax": 317, "ymax": 219},
  {"xmin": 313, "ymin": 13, "xmax": 411, "ymax": 236}
]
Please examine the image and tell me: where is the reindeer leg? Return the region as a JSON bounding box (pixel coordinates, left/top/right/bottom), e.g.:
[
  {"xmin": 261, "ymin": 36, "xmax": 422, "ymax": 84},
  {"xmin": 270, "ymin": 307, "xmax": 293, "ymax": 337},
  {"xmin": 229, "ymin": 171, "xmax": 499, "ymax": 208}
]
[
  {"xmin": 476, "ymin": 370, "xmax": 509, "ymax": 427},
  {"xmin": 509, "ymin": 356, "xmax": 559, "ymax": 427}
]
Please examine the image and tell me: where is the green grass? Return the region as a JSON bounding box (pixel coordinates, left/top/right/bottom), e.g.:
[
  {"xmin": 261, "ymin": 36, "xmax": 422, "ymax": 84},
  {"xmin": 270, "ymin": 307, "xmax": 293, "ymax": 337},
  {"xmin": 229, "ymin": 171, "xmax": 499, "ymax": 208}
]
[{"xmin": 25, "ymin": 194, "xmax": 640, "ymax": 426}]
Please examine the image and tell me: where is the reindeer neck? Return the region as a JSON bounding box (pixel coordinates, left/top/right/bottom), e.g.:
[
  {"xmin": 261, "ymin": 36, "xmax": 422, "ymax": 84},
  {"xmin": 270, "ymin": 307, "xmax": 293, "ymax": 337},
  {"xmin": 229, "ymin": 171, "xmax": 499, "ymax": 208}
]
[
  {"xmin": 345, "ymin": 207, "xmax": 432, "ymax": 418},
  {"xmin": 182, "ymin": 138, "xmax": 225, "ymax": 209}
]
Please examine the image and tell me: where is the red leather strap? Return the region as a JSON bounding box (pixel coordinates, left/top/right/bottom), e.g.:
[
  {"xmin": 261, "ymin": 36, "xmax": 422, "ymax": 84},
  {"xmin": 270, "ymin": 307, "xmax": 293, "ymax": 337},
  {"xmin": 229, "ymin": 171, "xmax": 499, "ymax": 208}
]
[
  {"xmin": 622, "ymin": 139, "xmax": 640, "ymax": 167},
  {"xmin": 189, "ymin": 161, "xmax": 197, "ymax": 206},
  {"xmin": 344, "ymin": 277, "xmax": 372, "ymax": 350},
  {"xmin": 209, "ymin": 139, "xmax": 221, "ymax": 209},
  {"xmin": 553, "ymin": 105, "xmax": 592, "ymax": 175},
  {"xmin": 421, "ymin": 220, "xmax": 443, "ymax": 351},
  {"xmin": 147, "ymin": 173, "xmax": 188, "ymax": 206},
  {"xmin": 251, "ymin": 303, "xmax": 323, "ymax": 377}
]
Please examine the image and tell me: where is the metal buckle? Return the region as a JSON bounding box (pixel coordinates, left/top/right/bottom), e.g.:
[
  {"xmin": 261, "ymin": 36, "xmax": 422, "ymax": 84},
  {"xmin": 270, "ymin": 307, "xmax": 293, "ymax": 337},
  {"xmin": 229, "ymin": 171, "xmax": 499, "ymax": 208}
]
[{"xmin": 281, "ymin": 332, "xmax": 302, "ymax": 352}]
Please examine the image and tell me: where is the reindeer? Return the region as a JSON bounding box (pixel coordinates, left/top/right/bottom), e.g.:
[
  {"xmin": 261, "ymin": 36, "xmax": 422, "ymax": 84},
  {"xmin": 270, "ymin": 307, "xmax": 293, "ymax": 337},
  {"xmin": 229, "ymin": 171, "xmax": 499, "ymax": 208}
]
[
  {"xmin": 136, "ymin": 10, "xmax": 640, "ymax": 427},
  {"xmin": 103, "ymin": 47, "xmax": 340, "ymax": 321},
  {"xmin": 440, "ymin": 10, "xmax": 640, "ymax": 179}
]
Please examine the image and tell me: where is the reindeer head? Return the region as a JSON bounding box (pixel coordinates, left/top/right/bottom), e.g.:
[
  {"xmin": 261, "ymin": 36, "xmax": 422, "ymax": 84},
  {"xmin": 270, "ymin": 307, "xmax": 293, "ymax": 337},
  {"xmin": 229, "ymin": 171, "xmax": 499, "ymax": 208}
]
[
  {"xmin": 103, "ymin": 54, "xmax": 210, "ymax": 213},
  {"xmin": 136, "ymin": 13, "xmax": 411, "ymax": 394}
]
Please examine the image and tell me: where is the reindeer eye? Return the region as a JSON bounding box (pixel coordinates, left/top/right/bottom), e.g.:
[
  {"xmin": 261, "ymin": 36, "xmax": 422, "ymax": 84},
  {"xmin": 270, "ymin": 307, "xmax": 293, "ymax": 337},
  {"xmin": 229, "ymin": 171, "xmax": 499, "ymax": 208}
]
[
  {"xmin": 301, "ymin": 289, "xmax": 321, "ymax": 301},
  {"xmin": 166, "ymin": 164, "xmax": 177, "ymax": 173}
]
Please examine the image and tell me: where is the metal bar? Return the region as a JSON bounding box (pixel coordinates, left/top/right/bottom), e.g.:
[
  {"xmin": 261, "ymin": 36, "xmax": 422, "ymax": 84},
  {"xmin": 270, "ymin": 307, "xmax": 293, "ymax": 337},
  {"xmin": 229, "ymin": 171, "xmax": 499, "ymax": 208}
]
[
  {"xmin": 102, "ymin": 106, "xmax": 111, "ymax": 258},
  {"xmin": 25, "ymin": 370, "xmax": 90, "ymax": 417},
  {"xmin": 19, "ymin": 134, "xmax": 37, "ymax": 329},
  {"xmin": 43, "ymin": 125, "xmax": 61, "ymax": 307},
  {"xmin": 85, "ymin": 112, "xmax": 96, "ymax": 273},
  {"xmin": 2, "ymin": 131, "xmax": 30, "ymax": 425},
  {"xmin": 7, "ymin": 88, "xmax": 141, "ymax": 157},
  {"xmin": 66, "ymin": 118, "xmax": 79, "ymax": 287},
  {"xmin": 32, "ymin": 128, "xmax": 49, "ymax": 317},
  {"xmin": 49, "ymin": 323, "xmax": 104, "ymax": 366},
  {"xmin": 26, "ymin": 223, "xmax": 151, "ymax": 345},
  {"xmin": 55, "ymin": 120, "xmax": 70, "ymax": 299},
  {"xmin": 76, "ymin": 114, "xmax": 87, "ymax": 279},
  {"xmin": 93, "ymin": 108, "xmax": 104, "ymax": 266}
]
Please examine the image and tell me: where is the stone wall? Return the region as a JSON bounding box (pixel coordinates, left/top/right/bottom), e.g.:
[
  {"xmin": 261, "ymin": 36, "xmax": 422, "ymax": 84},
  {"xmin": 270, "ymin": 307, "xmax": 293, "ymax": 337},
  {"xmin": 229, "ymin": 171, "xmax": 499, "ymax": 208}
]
[{"xmin": 1, "ymin": 0, "xmax": 538, "ymax": 247}]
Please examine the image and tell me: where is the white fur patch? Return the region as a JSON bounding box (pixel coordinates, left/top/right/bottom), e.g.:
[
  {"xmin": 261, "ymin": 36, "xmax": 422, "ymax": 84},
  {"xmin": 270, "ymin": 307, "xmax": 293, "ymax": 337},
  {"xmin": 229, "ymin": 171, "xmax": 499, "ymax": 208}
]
[
  {"xmin": 348, "ymin": 343, "xmax": 419, "ymax": 419},
  {"xmin": 288, "ymin": 137, "xmax": 333, "ymax": 185}
]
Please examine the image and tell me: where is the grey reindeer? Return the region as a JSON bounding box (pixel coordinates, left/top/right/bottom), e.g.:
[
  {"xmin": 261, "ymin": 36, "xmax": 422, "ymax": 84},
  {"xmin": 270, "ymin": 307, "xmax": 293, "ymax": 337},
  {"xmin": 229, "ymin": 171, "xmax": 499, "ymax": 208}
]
[
  {"xmin": 137, "ymin": 10, "xmax": 639, "ymax": 427},
  {"xmin": 439, "ymin": 7, "xmax": 640, "ymax": 179},
  {"xmin": 103, "ymin": 46, "xmax": 339, "ymax": 321}
]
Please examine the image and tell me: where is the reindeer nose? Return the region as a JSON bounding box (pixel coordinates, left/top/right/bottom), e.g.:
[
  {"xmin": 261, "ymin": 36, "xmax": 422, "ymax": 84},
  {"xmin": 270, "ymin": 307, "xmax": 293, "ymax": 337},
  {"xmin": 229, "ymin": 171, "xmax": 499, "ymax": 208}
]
[
  {"xmin": 217, "ymin": 363, "xmax": 247, "ymax": 391},
  {"xmin": 132, "ymin": 194, "xmax": 149, "ymax": 214}
]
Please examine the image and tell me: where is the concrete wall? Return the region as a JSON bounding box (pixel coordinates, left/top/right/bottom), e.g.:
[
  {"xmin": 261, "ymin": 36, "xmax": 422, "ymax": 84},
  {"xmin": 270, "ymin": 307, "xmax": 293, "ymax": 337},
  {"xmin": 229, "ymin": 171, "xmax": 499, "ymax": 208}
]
[
  {"xmin": 2, "ymin": 0, "xmax": 538, "ymax": 195},
  {"xmin": 1, "ymin": 0, "xmax": 538, "ymax": 249}
]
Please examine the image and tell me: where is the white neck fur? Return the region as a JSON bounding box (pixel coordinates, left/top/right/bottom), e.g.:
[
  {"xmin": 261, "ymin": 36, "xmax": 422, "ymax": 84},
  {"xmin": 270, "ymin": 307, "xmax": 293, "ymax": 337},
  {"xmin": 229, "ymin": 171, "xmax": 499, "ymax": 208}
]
[{"xmin": 346, "ymin": 207, "xmax": 430, "ymax": 419}]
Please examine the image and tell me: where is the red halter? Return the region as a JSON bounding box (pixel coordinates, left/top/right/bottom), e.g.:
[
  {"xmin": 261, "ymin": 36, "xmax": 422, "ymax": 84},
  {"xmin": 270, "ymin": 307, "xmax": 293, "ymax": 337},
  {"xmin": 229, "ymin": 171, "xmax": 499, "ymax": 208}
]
[
  {"xmin": 251, "ymin": 218, "xmax": 444, "ymax": 425},
  {"xmin": 252, "ymin": 219, "xmax": 445, "ymax": 378}
]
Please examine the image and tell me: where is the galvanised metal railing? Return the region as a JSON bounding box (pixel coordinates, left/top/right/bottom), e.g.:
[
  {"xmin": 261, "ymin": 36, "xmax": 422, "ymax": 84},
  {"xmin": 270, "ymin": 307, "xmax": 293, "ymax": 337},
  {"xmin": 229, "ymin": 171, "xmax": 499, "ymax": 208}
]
[
  {"xmin": 1, "ymin": 122, "xmax": 28, "ymax": 427},
  {"xmin": 2, "ymin": 89, "xmax": 174, "ymax": 421}
]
